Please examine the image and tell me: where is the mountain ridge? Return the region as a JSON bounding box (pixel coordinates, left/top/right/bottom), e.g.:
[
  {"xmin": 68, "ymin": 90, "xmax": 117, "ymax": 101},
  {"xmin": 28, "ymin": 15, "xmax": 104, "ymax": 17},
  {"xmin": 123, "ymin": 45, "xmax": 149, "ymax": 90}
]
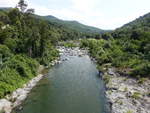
[{"xmin": 36, "ymin": 15, "xmax": 105, "ymax": 34}]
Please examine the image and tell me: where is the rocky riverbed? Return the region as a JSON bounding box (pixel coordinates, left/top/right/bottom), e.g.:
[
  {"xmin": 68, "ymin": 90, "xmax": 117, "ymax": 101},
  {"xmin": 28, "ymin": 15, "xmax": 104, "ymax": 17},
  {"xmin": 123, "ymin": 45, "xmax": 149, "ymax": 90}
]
[
  {"xmin": 103, "ymin": 68, "xmax": 150, "ymax": 113},
  {"xmin": 51, "ymin": 46, "xmax": 88, "ymax": 65}
]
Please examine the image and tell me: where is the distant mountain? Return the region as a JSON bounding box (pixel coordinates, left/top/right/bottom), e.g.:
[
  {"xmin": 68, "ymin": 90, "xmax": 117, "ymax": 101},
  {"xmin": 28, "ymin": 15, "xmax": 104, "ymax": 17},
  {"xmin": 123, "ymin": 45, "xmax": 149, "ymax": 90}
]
[
  {"xmin": 123, "ymin": 13, "xmax": 150, "ymax": 28},
  {"xmin": 116, "ymin": 12, "xmax": 150, "ymax": 31},
  {"xmin": 113, "ymin": 12, "xmax": 150, "ymax": 38},
  {"xmin": 37, "ymin": 15, "xmax": 105, "ymax": 34},
  {"xmin": 0, "ymin": 7, "xmax": 12, "ymax": 11}
]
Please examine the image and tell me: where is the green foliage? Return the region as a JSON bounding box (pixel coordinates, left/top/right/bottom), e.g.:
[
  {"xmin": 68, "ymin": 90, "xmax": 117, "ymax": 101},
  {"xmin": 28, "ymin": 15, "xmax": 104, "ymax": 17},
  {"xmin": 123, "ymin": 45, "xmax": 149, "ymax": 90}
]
[
  {"xmin": 38, "ymin": 44, "xmax": 59, "ymax": 66},
  {"xmin": 131, "ymin": 92, "xmax": 141, "ymax": 99},
  {"xmin": 102, "ymin": 33, "xmax": 113, "ymax": 40},
  {"xmin": 0, "ymin": 68, "xmax": 25, "ymax": 98},
  {"xmin": 138, "ymin": 78, "xmax": 148, "ymax": 84},
  {"xmin": 0, "ymin": 54, "xmax": 39, "ymax": 98},
  {"xmin": 39, "ymin": 15, "xmax": 105, "ymax": 34},
  {"xmin": 126, "ymin": 110, "xmax": 133, "ymax": 113},
  {"xmin": 4, "ymin": 55, "xmax": 39, "ymax": 77},
  {"xmin": 18, "ymin": 0, "xmax": 28, "ymax": 12},
  {"xmin": 0, "ymin": 2, "xmax": 64, "ymax": 98},
  {"xmin": 0, "ymin": 44, "xmax": 13, "ymax": 62},
  {"xmin": 103, "ymin": 74, "xmax": 111, "ymax": 84},
  {"xmin": 3, "ymin": 38, "xmax": 18, "ymax": 52},
  {"xmin": 60, "ymin": 41, "xmax": 78, "ymax": 48},
  {"xmin": 132, "ymin": 62, "xmax": 150, "ymax": 76},
  {"xmin": 80, "ymin": 29, "xmax": 150, "ymax": 77}
]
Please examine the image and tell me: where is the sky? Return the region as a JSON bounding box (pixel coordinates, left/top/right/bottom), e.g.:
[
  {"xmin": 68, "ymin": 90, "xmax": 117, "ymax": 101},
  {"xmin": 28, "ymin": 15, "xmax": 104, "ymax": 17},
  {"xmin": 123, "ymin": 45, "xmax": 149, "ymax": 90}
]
[{"xmin": 0, "ymin": 0, "xmax": 150, "ymax": 30}]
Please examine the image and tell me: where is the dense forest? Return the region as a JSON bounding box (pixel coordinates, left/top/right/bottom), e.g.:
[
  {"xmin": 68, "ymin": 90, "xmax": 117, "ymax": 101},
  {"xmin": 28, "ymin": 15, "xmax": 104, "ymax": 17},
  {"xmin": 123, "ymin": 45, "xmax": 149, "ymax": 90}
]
[
  {"xmin": 0, "ymin": 0, "xmax": 101, "ymax": 98},
  {"xmin": 80, "ymin": 12, "xmax": 150, "ymax": 78},
  {"xmin": 0, "ymin": 1, "xmax": 59, "ymax": 98}
]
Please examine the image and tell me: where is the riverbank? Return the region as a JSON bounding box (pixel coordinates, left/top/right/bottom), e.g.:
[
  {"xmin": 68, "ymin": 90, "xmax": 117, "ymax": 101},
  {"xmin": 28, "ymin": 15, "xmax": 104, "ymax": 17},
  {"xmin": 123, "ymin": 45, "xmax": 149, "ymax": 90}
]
[
  {"xmin": 102, "ymin": 67, "xmax": 150, "ymax": 113},
  {"xmin": 0, "ymin": 62, "xmax": 60, "ymax": 113},
  {"xmin": 0, "ymin": 65, "xmax": 46, "ymax": 113}
]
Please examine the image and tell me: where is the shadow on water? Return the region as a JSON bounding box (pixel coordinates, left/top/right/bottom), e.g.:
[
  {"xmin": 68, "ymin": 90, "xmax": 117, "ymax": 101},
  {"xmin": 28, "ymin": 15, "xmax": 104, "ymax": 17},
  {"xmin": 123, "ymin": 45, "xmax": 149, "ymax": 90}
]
[{"xmin": 13, "ymin": 56, "xmax": 110, "ymax": 113}]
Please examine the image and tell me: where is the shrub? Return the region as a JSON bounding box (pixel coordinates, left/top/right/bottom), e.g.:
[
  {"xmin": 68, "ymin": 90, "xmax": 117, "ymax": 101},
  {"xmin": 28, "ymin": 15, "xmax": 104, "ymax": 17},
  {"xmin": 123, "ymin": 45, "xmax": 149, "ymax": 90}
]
[
  {"xmin": 3, "ymin": 38, "xmax": 18, "ymax": 52},
  {"xmin": 131, "ymin": 92, "xmax": 141, "ymax": 99},
  {"xmin": 81, "ymin": 38, "xmax": 150, "ymax": 78},
  {"xmin": 138, "ymin": 78, "xmax": 148, "ymax": 84},
  {"xmin": 0, "ymin": 68, "xmax": 26, "ymax": 98},
  {"xmin": 132, "ymin": 61, "xmax": 150, "ymax": 77},
  {"xmin": 61, "ymin": 42, "xmax": 77, "ymax": 48},
  {"xmin": 5, "ymin": 55, "xmax": 33, "ymax": 78},
  {"xmin": 39, "ymin": 47, "xmax": 59, "ymax": 66},
  {"xmin": 126, "ymin": 110, "xmax": 133, "ymax": 113},
  {"xmin": 0, "ymin": 44, "xmax": 13, "ymax": 62},
  {"xmin": 0, "ymin": 54, "xmax": 39, "ymax": 98},
  {"xmin": 103, "ymin": 74, "xmax": 111, "ymax": 84}
]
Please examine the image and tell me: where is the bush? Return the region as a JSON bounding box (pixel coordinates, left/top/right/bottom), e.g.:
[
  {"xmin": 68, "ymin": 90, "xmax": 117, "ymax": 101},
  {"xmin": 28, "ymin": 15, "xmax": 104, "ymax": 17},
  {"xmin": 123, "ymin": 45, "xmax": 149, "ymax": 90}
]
[
  {"xmin": 0, "ymin": 44, "xmax": 13, "ymax": 62},
  {"xmin": 5, "ymin": 55, "xmax": 30, "ymax": 78},
  {"xmin": 0, "ymin": 54, "xmax": 39, "ymax": 98},
  {"xmin": 103, "ymin": 74, "xmax": 111, "ymax": 84},
  {"xmin": 3, "ymin": 38, "xmax": 18, "ymax": 52},
  {"xmin": 0, "ymin": 68, "xmax": 26, "ymax": 98},
  {"xmin": 126, "ymin": 110, "xmax": 133, "ymax": 113},
  {"xmin": 38, "ymin": 46, "xmax": 59, "ymax": 66},
  {"xmin": 131, "ymin": 92, "xmax": 141, "ymax": 99},
  {"xmin": 61, "ymin": 42, "xmax": 77, "ymax": 48},
  {"xmin": 138, "ymin": 78, "xmax": 148, "ymax": 84},
  {"xmin": 132, "ymin": 61, "xmax": 150, "ymax": 77},
  {"xmin": 81, "ymin": 38, "xmax": 150, "ymax": 77}
]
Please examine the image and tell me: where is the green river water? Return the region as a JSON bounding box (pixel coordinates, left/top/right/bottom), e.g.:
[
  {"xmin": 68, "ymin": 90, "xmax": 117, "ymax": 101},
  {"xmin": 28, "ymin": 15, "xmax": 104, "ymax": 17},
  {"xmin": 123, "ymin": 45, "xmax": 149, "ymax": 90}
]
[{"xmin": 14, "ymin": 56, "xmax": 110, "ymax": 113}]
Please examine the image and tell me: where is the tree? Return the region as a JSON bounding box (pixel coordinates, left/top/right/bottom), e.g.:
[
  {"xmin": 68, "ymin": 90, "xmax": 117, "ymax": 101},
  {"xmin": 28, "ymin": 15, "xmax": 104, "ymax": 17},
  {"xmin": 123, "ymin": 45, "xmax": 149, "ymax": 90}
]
[
  {"xmin": 8, "ymin": 8, "xmax": 21, "ymax": 25},
  {"xmin": 26, "ymin": 8, "xmax": 35, "ymax": 14},
  {"xmin": 18, "ymin": 0, "xmax": 28, "ymax": 12},
  {"xmin": 102, "ymin": 33, "xmax": 113, "ymax": 40}
]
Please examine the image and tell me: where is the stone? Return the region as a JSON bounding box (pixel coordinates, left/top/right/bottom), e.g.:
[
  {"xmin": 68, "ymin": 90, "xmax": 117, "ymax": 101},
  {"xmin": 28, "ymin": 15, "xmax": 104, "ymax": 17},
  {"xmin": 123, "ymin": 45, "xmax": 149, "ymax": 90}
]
[
  {"xmin": 0, "ymin": 99, "xmax": 12, "ymax": 113},
  {"xmin": 108, "ymin": 68, "xmax": 116, "ymax": 75}
]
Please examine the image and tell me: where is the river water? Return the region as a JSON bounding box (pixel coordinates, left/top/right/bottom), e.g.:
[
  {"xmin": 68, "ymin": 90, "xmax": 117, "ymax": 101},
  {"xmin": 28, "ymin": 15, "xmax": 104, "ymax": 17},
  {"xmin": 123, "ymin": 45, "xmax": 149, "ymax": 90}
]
[{"xmin": 14, "ymin": 55, "xmax": 110, "ymax": 113}]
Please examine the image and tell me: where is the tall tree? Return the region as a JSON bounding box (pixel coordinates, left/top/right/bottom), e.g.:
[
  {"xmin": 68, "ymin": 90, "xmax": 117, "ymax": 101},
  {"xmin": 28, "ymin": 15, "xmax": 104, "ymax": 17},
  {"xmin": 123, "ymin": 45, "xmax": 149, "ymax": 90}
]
[{"xmin": 18, "ymin": 0, "xmax": 28, "ymax": 12}]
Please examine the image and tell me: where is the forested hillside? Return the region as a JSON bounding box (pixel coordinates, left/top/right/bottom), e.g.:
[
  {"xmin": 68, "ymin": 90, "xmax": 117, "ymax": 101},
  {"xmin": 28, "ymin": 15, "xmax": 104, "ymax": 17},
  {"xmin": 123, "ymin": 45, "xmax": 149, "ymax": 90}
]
[
  {"xmin": 38, "ymin": 15, "xmax": 105, "ymax": 34},
  {"xmin": 81, "ymin": 12, "xmax": 150, "ymax": 78}
]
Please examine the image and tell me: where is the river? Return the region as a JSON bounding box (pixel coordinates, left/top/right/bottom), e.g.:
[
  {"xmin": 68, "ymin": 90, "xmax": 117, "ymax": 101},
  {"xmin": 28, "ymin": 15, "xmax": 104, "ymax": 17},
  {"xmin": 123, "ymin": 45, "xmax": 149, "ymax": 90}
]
[{"xmin": 13, "ymin": 55, "xmax": 110, "ymax": 113}]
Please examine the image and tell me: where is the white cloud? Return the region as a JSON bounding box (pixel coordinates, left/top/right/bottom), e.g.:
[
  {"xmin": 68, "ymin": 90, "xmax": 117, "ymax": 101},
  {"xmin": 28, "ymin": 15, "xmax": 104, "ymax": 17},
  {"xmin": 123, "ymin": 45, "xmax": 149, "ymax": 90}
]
[
  {"xmin": 71, "ymin": 0, "xmax": 98, "ymax": 12},
  {"xmin": 0, "ymin": 0, "xmax": 150, "ymax": 29},
  {"xmin": 0, "ymin": 0, "xmax": 19, "ymax": 7}
]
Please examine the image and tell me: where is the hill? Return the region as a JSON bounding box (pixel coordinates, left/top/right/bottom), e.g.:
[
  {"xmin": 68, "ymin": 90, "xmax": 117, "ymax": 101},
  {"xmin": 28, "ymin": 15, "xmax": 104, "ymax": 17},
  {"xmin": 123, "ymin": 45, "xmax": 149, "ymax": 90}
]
[
  {"xmin": 37, "ymin": 15, "xmax": 105, "ymax": 34},
  {"xmin": 122, "ymin": 12, "xmax": 150, "ymax": 29},
  {"xmin": 113, "ymin": 12, "xmax": 150, "ymax": 38}
]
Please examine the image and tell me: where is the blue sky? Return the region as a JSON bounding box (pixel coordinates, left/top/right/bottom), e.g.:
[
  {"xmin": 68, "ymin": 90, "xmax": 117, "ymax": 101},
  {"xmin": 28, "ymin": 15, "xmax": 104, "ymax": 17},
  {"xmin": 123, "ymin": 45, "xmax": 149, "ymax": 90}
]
[{"xmin": 0, "ymin": 0, "xmax": 150, "ymax": 29}]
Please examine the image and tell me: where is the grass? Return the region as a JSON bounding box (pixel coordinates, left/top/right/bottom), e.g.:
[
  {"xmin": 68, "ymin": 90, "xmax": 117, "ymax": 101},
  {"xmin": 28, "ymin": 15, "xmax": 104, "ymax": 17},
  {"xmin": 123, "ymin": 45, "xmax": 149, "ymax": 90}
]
[
  {"xmin": 138, "ymin": 78, "xmax": 148, "ymax": 84},
  {"xmin": 131, "ymin": 92, "xmax": 141, "ymax": 99},
  {"xmin": 126, "ymin": 110, "xmax": 133, "ymax": 113},
  {"xmin": 103, "ymin": 74, "xmax": 111, "ymax": 84},
  {"xmin": 116, "ymin": 99, "xmax": 123, "ymax": 105},
  {"xmin": 124, "ymin": 87, "xmax": 128, "ymax": 92},
  {"xmin": 60, "ymin": 41, "xmax": 78, "ymax": 48}
]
